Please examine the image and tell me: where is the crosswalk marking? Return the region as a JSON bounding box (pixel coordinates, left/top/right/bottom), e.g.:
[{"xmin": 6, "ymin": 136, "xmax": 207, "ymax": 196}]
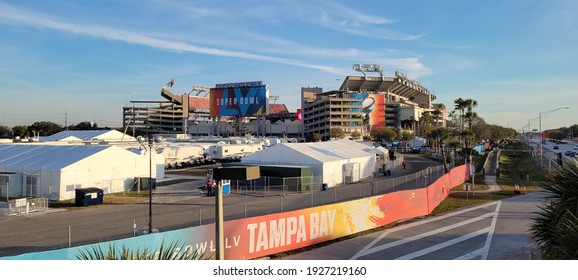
[{"xmin": 350, "ymin": 201, "xmax": 502, "ymax": 260}]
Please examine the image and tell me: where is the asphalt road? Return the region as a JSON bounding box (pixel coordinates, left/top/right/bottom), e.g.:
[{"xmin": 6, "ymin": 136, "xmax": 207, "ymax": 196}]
[
  {"xmin": 0, "ymin": 154, "xmax": 442, "ymax": 258},
  {"xmin": 281, "ymin": 191, "xmax": 544, "ymax": 260},
  {"xmin": 528, "ymin": 138, "xmax": 578, "ymax": 169}
]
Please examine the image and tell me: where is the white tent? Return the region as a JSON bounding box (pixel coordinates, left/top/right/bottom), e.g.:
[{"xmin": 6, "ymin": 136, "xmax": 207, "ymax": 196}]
[
  {"xmin": 362, "ymin": 145, "xmax": 388, "ymax": 158},
  {"xmin": 241, "ymin": 139, "xmax": 375, "ymax": 188},
  {"xmin": 40, "ymin": 130, "xmax": 136, "ymax": 142},
  {"xmin": 0, "ymin": 145, "xmax": 163, "ymax": 201}
]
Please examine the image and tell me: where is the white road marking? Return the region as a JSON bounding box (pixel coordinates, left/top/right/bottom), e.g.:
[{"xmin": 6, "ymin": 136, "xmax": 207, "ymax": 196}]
[
  {"xmin": 350, "ymin": 201, "xmax": 501, "ymax": 260},
  {"xmin": 481, "ymin": 200, "xmax": 501, "ymax": 260},
  {"xmin": 395, "ymin": 227, "xmax": 490, "ymax": 260},
  {"xmin": 455, "ymin": 248, "xmax": 484, "ymax": 260}
]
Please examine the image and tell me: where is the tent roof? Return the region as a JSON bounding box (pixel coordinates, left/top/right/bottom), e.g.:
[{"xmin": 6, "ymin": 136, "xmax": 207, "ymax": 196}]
[
  {"xmin": 41, "ymin": 130, "xmax": 134, "ymax": 142},
  {"xmin": 363, "ymin": 146, "xmax": 388, "ymax": 155},
  {"xmin": 242, "ymin": 139, "xmax": 374, "ymax": 164},
  {"xmin": 0, "ymin": 145, "xmax": 113, "ymax": 170}
]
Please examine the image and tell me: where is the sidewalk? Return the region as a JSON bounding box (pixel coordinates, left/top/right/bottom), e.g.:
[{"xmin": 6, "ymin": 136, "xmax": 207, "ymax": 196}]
[
  {"xmin": 482, "ymin": 150, "xmax": 502, "ymax": 193},
  {"xmin": 482, "ymin": 149, "xmax": 541, "ymax": 259}
]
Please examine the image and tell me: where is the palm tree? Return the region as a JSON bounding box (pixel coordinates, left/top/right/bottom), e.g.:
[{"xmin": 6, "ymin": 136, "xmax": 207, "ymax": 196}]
[
  {"xmin": 453, "ymin": 98, "xmax": 468, "ymax": 132},
  {"xmin": 431, "ymin": 127, "xmax": 452, "ymax": 173},
  {"xmin": 530, "ymin": 164, "xmax": 578, "ymax": 259},
  {"xmin": 431, "ymin": 108, "xmax": 443, "ymax": 128},
  {"xmin": 418, "ymin": 111, "xmax": 435, "ymax": 137},
  {"xmin": 464, "ymin": 99, "xmax": 478, "ymax": 131},
  {"xmin": 75, "ymin": 239, "xmax": 212, "ymax": 260}
]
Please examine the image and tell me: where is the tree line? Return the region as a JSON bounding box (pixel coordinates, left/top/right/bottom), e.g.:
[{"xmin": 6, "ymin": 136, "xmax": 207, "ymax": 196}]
[
  {"xmin": 542, "ymin": 124, "xmax": 578, "ymax": 140},
  {"xmin": 0, "ymin": 121, "xmax": 106, "ymax": 138},
  {"xmin": 323, "ymin": 98, "xmax": 516, "ymax": 171}
]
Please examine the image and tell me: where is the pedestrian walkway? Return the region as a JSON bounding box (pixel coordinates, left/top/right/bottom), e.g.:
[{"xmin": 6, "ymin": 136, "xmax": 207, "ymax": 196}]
[{"xmin": 482, "ymin": 150, "xmax": 502, "ymax": 193}]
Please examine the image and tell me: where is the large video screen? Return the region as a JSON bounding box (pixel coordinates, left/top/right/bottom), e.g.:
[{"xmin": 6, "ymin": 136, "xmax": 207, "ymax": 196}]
[
  {"xmin": 210, "ymin": 82, "xmax": 269, "ymax": 117},
  {"xmin": 352, "ymin": 93, "xmax": 386, "ymax": 130}
]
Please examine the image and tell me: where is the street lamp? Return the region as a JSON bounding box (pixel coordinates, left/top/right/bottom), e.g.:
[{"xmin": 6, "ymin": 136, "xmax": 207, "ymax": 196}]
[
  {"xmin": 539, "ymin": 107, "xmax": 569, "ymax": 167},
  {"xmin": 137, "ymin": 135, "xmax": 164, "ymax": 234}
]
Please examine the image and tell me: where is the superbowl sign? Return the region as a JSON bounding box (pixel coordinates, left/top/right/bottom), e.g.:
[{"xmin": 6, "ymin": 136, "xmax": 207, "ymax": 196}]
[{"xmin": 210, "ymin": 81, "xmax": 269, "ymax": 117}]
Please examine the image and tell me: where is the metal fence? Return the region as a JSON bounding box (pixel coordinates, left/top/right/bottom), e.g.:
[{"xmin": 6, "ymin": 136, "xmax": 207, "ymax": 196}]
[
  {"xmin": 0, "ymin": 164, "xmax": 446, "ymax": 258},
  {"xmin": 5, "ymin": 197, "xmax": 49, "ymax": 215}
]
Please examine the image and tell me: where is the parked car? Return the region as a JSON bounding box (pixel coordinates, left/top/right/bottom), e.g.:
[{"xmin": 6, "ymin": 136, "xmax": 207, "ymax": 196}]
[
  {"xmin": 564, "ymin": 151, "xmax": 574, "ymax": 156},
  {"xmin": 553, "ymin": 145, "xmax": 559, "ymax": 150},
  {"xmin": 574, "ymin": 144, "xmax": 578, "ymax": 150}
]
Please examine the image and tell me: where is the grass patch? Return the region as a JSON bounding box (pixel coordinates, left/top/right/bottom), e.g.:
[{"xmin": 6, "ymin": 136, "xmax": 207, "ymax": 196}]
[
  {"xmin": 497, "ymin": 142, "xmax": 547, "ymax": 190},
  {"xmin": 432, "ymin": 140, "xmax": 547, "ymax": 216},
  {"xmin": 430, "ymin": 191, "xmax": 498, "ymax": 215}
]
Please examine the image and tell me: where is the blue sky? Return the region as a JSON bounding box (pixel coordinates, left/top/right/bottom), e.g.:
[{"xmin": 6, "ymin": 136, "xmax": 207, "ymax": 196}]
[{"xmin": 0, "ymin": 0, "xmax": 576, "ymax": 132}]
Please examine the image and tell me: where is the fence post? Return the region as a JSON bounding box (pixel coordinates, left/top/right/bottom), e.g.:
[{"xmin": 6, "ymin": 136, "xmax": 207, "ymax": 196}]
[{"xmin": 334, "ymin": 187, "xmax": 337, "ymax": 202}]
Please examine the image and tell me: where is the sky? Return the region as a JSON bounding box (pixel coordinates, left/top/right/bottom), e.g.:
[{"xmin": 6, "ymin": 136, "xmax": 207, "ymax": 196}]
[{"xmin": 0, "ymin": 0, "xmax": 576, "ymax": 132}]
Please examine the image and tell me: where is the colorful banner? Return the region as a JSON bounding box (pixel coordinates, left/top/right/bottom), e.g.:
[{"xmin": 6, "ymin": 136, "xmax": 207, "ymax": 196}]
[
  {"xmin": 3, "ymin": 165, "xmax": 468, "ymax": 260},
  {"xmin": 209, "ymin": 84, "xmax": 269, "ymax": 117},
  {"xmin": 353, "ymin": 93, "xmax": 386, "ymax": 131}
]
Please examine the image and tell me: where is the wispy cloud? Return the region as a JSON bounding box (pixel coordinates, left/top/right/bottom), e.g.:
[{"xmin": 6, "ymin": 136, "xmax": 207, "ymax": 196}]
[
  {"xmin": 0, "ymin": 2, "xmax": 348, "ymax": 75},
  {"xmin": 314, "ymin": 2, "xmax": 422, "ymax": 40},
  {"xmin": 326, "ymin": 2, "xmax": 395, "ymax": 25},
  {"xmin": 380, "ymin": 58, "xmax": 432, "ymax": 79}
]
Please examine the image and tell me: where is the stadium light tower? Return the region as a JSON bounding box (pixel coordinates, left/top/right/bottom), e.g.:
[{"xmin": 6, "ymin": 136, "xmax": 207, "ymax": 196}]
[
  {"xmin": 539, "ymin": 106, "xmax": 569, "ymax": 167},
  {"xmin": 353, "ymin": 64, "xmax": 384, "ymax": 78}
]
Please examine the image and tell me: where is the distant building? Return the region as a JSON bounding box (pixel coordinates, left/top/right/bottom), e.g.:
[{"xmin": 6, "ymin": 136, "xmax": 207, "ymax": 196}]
[
  {"xmin": 123, "ymin": 72, "xmax": 445, "ymax": 141},
  {"xmin": 122, "ymin": 88, "xmax": 192, "ymax": 136},
  {"xmin": 302, "ymin": 71, "xmax": 444, "ymax": 140}
]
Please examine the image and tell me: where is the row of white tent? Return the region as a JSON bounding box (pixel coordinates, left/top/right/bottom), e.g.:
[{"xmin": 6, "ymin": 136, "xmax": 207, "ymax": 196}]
[{"xmin": 0, "ymin": 130, "xmax": 388, "ymax": 201}]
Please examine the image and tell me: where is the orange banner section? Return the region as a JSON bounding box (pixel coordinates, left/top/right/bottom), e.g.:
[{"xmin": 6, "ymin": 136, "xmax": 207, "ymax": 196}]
[{"xmin": 216, "ymin": 165, "xmax": 468, "ymax": 260}]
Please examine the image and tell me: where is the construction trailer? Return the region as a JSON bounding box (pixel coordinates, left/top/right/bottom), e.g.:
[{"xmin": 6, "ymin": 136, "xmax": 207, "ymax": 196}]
[{"xmin": 204, "ymin": 143, "xmax": 264, "ymax": 161}]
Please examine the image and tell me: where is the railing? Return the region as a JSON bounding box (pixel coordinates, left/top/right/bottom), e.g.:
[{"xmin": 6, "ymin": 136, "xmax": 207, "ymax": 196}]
[{"xmin": 6, "ymin": 197, "xmax": 48, "ymax": 215}]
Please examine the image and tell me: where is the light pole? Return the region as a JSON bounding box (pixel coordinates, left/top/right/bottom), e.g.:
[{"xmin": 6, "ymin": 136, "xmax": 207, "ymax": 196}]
[
  {"xmin": 539, "ymin": 107, "xmax": 569, "ymax": 167},
  {"xmin": 137, "ymin": 135, "xmax": 164, "ymax": 234}
]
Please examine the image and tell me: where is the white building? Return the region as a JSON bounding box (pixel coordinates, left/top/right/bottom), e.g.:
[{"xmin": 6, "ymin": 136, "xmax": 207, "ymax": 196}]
[
  {"xmin": 240, "ymin": 139, "xmax": 375, "ymax": 188},
  {"xmin": 0, "ymin": 145, "xmax": 163, "ymax": 201}
]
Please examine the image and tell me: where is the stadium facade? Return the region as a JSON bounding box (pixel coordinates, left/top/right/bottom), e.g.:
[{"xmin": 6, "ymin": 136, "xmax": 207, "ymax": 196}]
[{"xmin": 122, "ymin": 69, "xmax": 445, "ymax": 140}]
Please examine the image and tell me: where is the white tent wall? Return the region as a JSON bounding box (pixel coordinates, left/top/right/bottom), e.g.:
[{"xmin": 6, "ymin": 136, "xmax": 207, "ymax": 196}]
[
  {"xmin": 0, "ymin": 172, "xmax": 22, "ymax": 198},
  {"xmin": 321, "ymin": 156, "xmax": 374, "ymax": 188},
  {"xmin": 57, "ymin": 146, "xmax": 163, "ymax": 200},
  {"xmin": 0, "ymin": 168, "xmax": 58, "ymax": 200},
  {"xmin": 21, "ymin": 168, "xmax": 56, "ymax": 199},
  {"xmin": 242, "ymin": 144, "xmax": 322, "ymax": 167},
  {"xmin": 241, "ymin": 140, "xmax": 376, "ymax": 189}
]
